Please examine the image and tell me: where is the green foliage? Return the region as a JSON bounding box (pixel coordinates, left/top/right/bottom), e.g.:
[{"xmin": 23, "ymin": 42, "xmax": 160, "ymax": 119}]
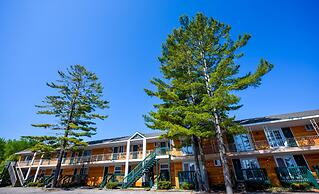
[
  {"xmin": 157, "ymin": 181, "xmax": 171, "ymax": 190},
  {"xmin": 290, "ymin": 182, "xmax": 311, "ymax": 191},
  {"xmin": 0, "ymin": 138, "xmax": 36, "ymax": 172},
  {"xmin": 145, "ymin": 13, "xmax": 273, "ymax": 140},
  {"xmin": 24, "ymin": 64, "xmax": 109, "ymax": 153},
  {"xmin": 26, "ymin": 181, "xmax": 44, "ymax": 187},
  {"xmin": 105, "ymin": 181, "xmax": 118, "ymax": 189},
  {"xmin": 181, "ymin": 182, "xmax": 194, "ymax": 190},
  {"xmin": 245, "ymin": 181, "xmax": 270, "ymax": 191}
]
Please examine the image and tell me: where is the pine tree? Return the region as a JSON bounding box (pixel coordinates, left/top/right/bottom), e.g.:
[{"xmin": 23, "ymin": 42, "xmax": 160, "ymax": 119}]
[
  {"xmin": 24, "ymin": 65, "xmax": 109, "ymax": 188},
  {"xmin": 145, "ymin": 13, "xmax": 273, "ymax": 194}
]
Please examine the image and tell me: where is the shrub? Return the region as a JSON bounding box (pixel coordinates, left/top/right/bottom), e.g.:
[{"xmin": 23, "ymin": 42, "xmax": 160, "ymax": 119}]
[
  {"xmin": 26, "ymin": 181, "xmax": 44, "ymax": 187},
  {"xmin": 181, "ymin": 182, "xmax": 194, "ymax": 190},
  {"xmin": 106, "ymin": 181, "xmax": 118, "ymax": 189},
  {"xmin": 290, "ymin": 182, "xmax": 310, "ymax": 191},
  {"xmin": 157, "ymin": 181, "xmax": 171, "ymax": 190},
  {"xmin": 245, "ymin": 181, "xmax": 270, "ymax": 191}
]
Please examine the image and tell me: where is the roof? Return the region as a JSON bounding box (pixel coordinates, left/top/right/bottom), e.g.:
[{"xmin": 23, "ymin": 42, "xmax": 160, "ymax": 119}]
[
  {"xmin": 237, "ymin": 109, "xmax": 319, "ymax": 125},
  {"xmin": 87, "ymin": 131, "xmax": 164, "ymax": 145}
]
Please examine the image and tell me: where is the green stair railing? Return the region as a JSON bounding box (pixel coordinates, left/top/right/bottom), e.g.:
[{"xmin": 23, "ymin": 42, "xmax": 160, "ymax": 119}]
[
  {"xmin": 275, "ymin": 166, "xmax": 319, "ymax": 188},
  {"xmin": 313, "ymin": 164, "xmax": 319, "ymax": 179},
  {"xmin": 122, "ymin": 149, "xmax": 157, "ymax": 188},
  {"xmin": 99, "ymin": 173, "xmax": 112, "ymax": 189}
]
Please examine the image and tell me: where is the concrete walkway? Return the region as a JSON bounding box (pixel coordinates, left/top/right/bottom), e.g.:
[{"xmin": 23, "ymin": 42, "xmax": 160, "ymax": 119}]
[
  {"xmin": 0, "ymin": 187, "xmax": 317, "ymax": 194},
  {"xmin": 0, "ymin": 187, "xmax": 193, "ymax": 194}
]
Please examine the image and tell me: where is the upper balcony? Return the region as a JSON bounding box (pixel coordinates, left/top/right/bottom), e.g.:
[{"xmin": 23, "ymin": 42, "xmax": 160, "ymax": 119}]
[
  {"xmin": 227, "ymin": 135, "xmax": 319, "ymax": 156},
  {"xmin": 18, "ymin": 147, "xmax": 170, "ymax": 168}
]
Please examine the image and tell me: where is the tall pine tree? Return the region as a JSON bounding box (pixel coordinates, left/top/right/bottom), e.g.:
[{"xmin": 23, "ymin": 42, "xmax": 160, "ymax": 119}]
[
  {"xmin": 145, "ymin": 13, "xmax": 273, "ymax": 194},
  {"xmin": 25, "ymin": 65, "xmax": 109, "ymax": 187}
]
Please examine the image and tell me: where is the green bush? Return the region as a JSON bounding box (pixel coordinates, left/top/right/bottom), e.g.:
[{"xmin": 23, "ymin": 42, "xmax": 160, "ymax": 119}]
[
  {"xmin": 106, "ymin": 181, "xmax": 118, "ymax": 189},
  {"xmin": 181, "ymin": 182, "xmax": 194, "ymax": 190},
  {"xmin": 26, "ymin": 181, "xmax": 44, "ymax": 187},
  {"xmin": 157, "ymin": 181, "xmax": 171, "ymax": 190},
  {"xmin": 290, "ymin": 182, "xmax": 310, "ymax": 191},
  {"xmin": 245, "ymin": 181, "xmax": 270, "ymax": 191}
]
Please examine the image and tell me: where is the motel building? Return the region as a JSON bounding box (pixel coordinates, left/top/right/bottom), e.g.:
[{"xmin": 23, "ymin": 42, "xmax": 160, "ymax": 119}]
[{"xmin": 5, "ymin": 109, "xmax": 319, "ymax": 189}]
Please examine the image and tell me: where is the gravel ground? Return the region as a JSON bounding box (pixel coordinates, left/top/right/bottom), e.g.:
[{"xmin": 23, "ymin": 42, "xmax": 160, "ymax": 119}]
[{"xmin": 0, "ymin": 187, "xmax": 193, "ymax": 194}]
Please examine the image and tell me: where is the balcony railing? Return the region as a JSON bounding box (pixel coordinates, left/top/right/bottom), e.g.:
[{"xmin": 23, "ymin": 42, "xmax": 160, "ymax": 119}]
[
  {"xmin": 18, "ymin": 147, "xmax": 172, "ymax": 167},
  {"xmin": 227, "ymin": 135, "xmax": 319, "ymax": 153},
  {"xmin": 241, "ymin": 168, "xmax": 270, "ymax": 183}
]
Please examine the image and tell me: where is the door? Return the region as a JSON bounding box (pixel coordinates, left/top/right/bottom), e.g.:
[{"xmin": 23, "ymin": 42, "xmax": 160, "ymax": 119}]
[
  {"xmin": 160, "ymin": 142, "xmax": 168, "ymax": 155},
  {"xmin": 265, "ymin": 128, "xmax": 286, "ymax": 147},
  {"xmin": 113, "ymin": 147, "xmax": 119, "ymax": 160},
  {"xmin": 132, "ymin": 145, "xmax": 138, "ymax": 159},
  {"xmin": 293, "ymin": 155, "xmax": 308, "ymax": 168},
  {"xmin": 275, "ymin": 155, "xmax": 301, "ymax": 179},
  {"xmin": 232, "ymin": 159, "xmax": 244, "ymax": 181},
  {"xmin": 234, "ymin": 134, "xmax": 254, "ymax": 152},
  {"xmin": 281, "ymin": 128, "xmax": 297, "ymax": 147}
]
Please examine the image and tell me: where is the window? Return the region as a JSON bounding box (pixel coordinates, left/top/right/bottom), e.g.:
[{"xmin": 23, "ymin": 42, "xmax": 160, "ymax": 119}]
[
  {"xmin": 214, "ymin": 159, "xmax": 221, "ymax": 167},
  {"xmin": 183, "ymin": 162, "xmax": 195, "ymax": 171},
  {"xmin": 240, "ymin": 158, "xmax": 259, "ymax": 169},
  {"xmin": 114, "ymin": 166, "xmax": 121, "ymax": 174},
  {"xmin": 181, "ymin": 140, "xmax": 193, "ymax": 155},
  {"xmin": 275, "ymin": 155, "xmax": 297, "ymax": 167},
  {"xmin": 119, "ymin": 146, "xmax": 124, "ymax": 153},
  {"xmin": 160, "ymin": 164, "xmax": 169, "ymax": 170},
  {"xmin": 80, "ymin": 167, "xmax": 88, "ymax": 175},
  {"xmin": 305, "ymin": 124, "xmax": 314, "ymax": 131},
  {"xmin": 234, "ymin": 134, "xmax": 254, "ymax": 152}
]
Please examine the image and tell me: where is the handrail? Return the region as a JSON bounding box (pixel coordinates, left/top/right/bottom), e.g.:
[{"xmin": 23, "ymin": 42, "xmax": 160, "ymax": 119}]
[{"xmin": 122, "ymin": 148, "xmax": 157, "ymax": 188}]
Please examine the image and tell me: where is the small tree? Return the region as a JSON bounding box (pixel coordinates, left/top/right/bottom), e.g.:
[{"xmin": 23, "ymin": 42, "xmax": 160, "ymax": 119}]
[
  {"xmin": 145, "ymin": 13, "xmax": 273, "ymax": 194},
  {"xmin": 25, "ymin": 65, "xmax": 109, "ymax": 188}
]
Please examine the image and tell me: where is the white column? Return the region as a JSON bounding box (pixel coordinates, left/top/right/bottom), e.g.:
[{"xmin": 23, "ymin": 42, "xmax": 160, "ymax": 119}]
[
  {"xmin": 124, "ymin": 140, "xmax": 131, "ymax": 182},
  {"xmin": 142, "ymin": 138, "xmax": 147, "ymax": 159},
  {"xmin": 33, "ymin": 155, "xmax": 43, "ymax": 182},
  {"xmin": 142, "ymin": 138, "xmax": 147, "ymax": 184},
  {"xmin": 25, "ymin": 152, "xmax": 36, "ymax": 180}
]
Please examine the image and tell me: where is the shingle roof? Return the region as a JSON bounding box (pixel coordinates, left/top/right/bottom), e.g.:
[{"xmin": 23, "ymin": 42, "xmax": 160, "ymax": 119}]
[
  {"xmin": 237, "ymin": 109, "xmax": 319, "ymax": 125},
  {"xmin": 87, "ymin": 131, "xmax": 164, "ymax": 145}
]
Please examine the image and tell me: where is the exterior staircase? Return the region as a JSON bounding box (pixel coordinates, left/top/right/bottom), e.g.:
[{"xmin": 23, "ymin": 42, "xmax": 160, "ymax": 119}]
[
  {"xmin": 121, "ymin": 149, "xmax": 157, "ymax": 189},
  {"xmin": 275, "ymin": 166, "xmax": 319, "ymax": 189}
]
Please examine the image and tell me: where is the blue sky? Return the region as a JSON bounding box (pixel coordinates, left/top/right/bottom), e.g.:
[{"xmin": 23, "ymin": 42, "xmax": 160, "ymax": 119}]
[{"xmin": 0, "ymin": 0, "xmax": 318, "ymax": 140}]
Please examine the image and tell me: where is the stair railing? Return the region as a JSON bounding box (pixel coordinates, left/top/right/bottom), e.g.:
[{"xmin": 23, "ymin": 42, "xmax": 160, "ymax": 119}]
[{"xmin": 122, "ymin": 148, "xmax": 157, "ymax": 188}]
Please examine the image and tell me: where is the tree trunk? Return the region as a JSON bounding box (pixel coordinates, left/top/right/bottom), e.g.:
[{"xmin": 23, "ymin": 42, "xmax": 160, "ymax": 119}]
[
  {"xmin": 214, "ymin": 112, "xmax": 233, "ymax": 194},
  {"xmin": 51, "ymin": 147, "xmax": 65, "ymax": 188},
  {"xmin": 197, "ymin": 138, "xmax": 211, "ymax": 192},
  {"xmin": 192, "ymin": 135, "xmax": 203, "ymax": 191}
]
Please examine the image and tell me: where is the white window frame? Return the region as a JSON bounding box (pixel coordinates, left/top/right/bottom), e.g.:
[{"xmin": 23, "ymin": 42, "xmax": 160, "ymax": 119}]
[
  {"xmin": 274, "ymin": 155, "xmax": 298, "ymax": 167},
  {"xmin": 160, "ymin": 163, "xmax": 169, "ymax": 171},
  {"xmin": 233, "ymin": 134, "xmax": 254, "ymax": 152},
  {"xmin": 264, "ymin": 127, "xmax": 287, "ymax": 148},
  {"xmin": 240, "ymin": 158, "xmax": 260, "ymax": 169}
]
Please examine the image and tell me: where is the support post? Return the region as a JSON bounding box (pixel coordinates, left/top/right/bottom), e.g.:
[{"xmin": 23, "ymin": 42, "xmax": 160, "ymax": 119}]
[
  {"xmin": 33, "ymin": 154, "xmax": 43, "ymax": 182},
  {"xmin": 124, "ymin": 140, "xmax": 131, "ymax": 182},
  {"xmin": 25, "ymin": 152, "xmax": 37, "ymax": 181},
  {"xmin": 142, "ymin": 138, "xmax": 147, "ymax": 185}
]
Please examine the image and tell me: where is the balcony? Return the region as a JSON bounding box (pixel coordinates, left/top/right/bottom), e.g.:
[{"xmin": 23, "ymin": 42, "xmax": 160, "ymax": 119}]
[
  {"xmin": 227, "ymin": 135, "xmax": 319, "ymax": 153},
  {"xmin": 18, "ymin": 148, "xmax": 172, "ymax": 167},
  {"xmin": 241, "ymin": 168, "xmax": 270, "ymax": 184},
  {"xmin": 275, "ymin": 166, "xmax": 319, "ymax": 187}
]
